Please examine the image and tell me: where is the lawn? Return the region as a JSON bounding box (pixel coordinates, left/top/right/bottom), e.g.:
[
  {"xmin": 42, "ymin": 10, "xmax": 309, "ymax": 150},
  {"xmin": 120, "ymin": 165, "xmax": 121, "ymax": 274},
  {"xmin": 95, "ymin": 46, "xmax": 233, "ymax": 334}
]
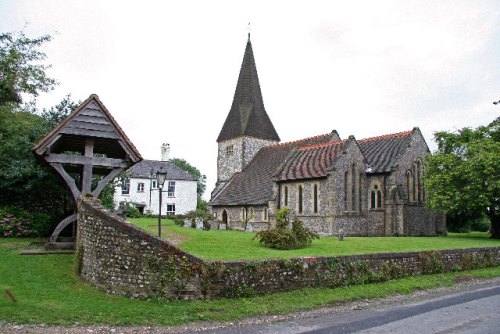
[
  {"xmin": 129, "ymin": 217, "xmax": 500, "ymax": 261},
  {"xmin": 1, "ymin": 237, "xmax": 500, "ymax": 325}
]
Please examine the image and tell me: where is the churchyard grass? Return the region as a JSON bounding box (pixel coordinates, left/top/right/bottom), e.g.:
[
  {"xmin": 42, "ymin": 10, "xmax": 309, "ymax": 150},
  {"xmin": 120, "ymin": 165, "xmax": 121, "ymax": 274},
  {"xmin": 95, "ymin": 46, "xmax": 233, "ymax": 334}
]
[
  {"xmin": 129, "ymin": 217, "xmax": 500, "ymax": 261},
  {"xmin": 1, "ymin": 237, "xmax": 500, "ymax": 325}
]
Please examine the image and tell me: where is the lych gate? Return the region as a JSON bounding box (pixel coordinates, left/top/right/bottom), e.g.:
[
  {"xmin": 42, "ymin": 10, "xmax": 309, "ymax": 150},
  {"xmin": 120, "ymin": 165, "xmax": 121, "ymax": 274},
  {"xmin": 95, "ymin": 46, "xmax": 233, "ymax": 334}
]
[{"xmin": 33, "ymin": 94, "xmax": 142, "ymax": 249}]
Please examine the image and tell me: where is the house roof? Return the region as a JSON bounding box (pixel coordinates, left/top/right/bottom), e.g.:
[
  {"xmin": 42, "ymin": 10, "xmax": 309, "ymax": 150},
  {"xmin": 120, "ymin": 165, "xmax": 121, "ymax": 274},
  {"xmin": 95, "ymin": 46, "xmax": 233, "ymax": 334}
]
[
  {"xmin": 210, "ymin": 133, "xmax": 335, "ymax": 206},
  {"xmin": 216, "ymin": 38, "xmax": 280, "ymax": 143},
  {"xmin": 33, "ymin": 94, "xmax": 142, "ymax": 163},
  {"xmin": 276, "ymin": 141, "xmax": 345, "ymax": 181},
  {"xmin": 358, "ymin": 130, "xmax": 413, "ymax": 173},
  {"xmin": 127, "ymin": 160, "xmax": 196, "ymax": 181}
]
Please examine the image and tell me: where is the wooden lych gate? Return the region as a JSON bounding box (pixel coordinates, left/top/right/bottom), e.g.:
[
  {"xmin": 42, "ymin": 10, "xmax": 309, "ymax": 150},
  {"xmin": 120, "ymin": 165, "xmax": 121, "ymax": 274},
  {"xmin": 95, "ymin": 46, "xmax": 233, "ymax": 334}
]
[{"xmin": 33, "ymin": 94, "xmax": 142, "ymax": 249}]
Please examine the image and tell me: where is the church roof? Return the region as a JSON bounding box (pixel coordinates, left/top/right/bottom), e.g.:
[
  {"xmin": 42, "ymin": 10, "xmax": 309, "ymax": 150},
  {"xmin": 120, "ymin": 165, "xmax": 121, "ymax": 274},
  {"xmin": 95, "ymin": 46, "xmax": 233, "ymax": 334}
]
[
  {"xmin": 276, "ymin": 141, "xmax": 345, "ymax": 181},
  {"xmin": 127, "ymin": 160, "xmax": 196, "ymax": 181},
  {"xmin": 358, "ymin": 130, "xmax": 413, "ymax": 173},
  {"xmin": 210, "ymin": 133, "xmax": 334, "ymax": 206},
  {"xmin": 216, "ymin": 38, "xmax": 280, "ymax": 143}
]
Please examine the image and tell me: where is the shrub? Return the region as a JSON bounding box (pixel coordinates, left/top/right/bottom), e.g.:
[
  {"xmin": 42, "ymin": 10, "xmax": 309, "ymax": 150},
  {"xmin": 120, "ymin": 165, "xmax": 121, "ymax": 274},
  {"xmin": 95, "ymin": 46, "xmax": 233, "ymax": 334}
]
[
  {"xmin": 253, "ymin": 208, "xmax": 319, "ymax": 249},
  {"xmin": 119, "ymin": 202, "xmax": 142, "ymax": 218},
  {"xmin": 0, "ymin": 206, "xmax": 54, "ymax": 237}
]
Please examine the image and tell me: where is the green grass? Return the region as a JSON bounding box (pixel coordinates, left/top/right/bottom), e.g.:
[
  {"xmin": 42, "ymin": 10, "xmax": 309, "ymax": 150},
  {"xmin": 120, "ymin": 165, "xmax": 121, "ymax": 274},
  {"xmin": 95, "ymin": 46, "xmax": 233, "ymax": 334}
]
[
  {"xmin": 1, "ymin": 238, "xmax": 500, "ymax": 325},
  {"xmin": 129, "ymin": 218, "xmax": 500, "ymax": 261}
]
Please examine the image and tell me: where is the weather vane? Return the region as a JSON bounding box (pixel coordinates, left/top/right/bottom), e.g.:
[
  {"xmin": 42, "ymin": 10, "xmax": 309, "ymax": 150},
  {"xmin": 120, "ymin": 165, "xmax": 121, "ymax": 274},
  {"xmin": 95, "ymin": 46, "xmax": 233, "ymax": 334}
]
[{"xmin": 247, "ymin": 22, "xmax": 251, "ymax": 40}]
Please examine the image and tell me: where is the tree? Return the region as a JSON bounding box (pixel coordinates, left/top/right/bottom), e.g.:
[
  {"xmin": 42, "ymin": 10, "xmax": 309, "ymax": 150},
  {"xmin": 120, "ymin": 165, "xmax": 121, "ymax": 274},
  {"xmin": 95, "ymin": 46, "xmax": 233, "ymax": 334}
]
[
  {"xmin": 169, "ymin": 157, "xmax": 207, "ymax": 198},
  {"xmin": 0, "ymin": 31, "xmax": 57, "ymax": 105},
  {"xmin": 425, "ymin": 117, "xmax": 500, "ymax": 238}
]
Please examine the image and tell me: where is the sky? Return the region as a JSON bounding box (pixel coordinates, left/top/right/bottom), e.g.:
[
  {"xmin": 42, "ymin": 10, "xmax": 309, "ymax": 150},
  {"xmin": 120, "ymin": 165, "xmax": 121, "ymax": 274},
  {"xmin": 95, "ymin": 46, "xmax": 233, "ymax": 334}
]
[{"xmin": 1, "ymin": 0, "xmax": 499, "ymax": 200}]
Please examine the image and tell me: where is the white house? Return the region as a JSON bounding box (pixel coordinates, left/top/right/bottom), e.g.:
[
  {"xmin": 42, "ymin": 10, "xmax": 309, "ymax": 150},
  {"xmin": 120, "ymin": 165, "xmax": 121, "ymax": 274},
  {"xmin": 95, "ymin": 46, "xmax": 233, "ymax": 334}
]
[{"xmin": 114, "ymin": 144, "xmax": 197, "ymax": 215}]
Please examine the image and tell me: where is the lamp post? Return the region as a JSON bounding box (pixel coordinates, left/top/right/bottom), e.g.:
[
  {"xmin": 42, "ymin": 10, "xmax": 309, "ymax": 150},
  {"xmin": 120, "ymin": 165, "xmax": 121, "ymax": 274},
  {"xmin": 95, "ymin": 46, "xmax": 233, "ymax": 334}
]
[{"xmin": 156, "ymin": 166, "xmax": 168, "ymax": 238}]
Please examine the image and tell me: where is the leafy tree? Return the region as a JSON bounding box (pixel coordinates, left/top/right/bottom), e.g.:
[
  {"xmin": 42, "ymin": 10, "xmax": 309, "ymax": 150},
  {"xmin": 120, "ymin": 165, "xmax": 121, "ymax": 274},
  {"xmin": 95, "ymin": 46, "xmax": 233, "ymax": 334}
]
[
  {"xmin": 425, "ymin": 117, "xmax": 500, "ymax": 238},
  {"xmin": 169, "ymin": 157, "xmax": 207, "ymax": 198},
  {"xmin": 0, "ymin": 31, "xmax": 57, "ymax": 105}
]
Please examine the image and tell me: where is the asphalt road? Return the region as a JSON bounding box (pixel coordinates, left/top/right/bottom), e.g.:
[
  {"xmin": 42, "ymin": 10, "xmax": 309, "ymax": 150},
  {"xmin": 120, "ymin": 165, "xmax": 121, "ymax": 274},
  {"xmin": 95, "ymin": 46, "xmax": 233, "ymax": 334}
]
[{"xmin": 194, "ymin": 283, "xmax": 500, "ymax": 334}]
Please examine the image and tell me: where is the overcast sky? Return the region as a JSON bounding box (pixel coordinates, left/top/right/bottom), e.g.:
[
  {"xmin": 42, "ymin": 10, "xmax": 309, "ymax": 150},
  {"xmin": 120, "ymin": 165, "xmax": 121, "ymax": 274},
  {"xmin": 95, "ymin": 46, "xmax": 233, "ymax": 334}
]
[{"xmin": 2, "ymin": 0, "xmax": 499, "ymax": 199}]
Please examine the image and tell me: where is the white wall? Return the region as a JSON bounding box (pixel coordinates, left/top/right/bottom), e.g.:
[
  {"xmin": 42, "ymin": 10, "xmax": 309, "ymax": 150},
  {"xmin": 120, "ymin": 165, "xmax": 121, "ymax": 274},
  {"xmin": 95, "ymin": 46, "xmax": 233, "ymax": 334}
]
[{"xmin": 114, "ymin": 177, "xmax": 197, "ymax": 215}]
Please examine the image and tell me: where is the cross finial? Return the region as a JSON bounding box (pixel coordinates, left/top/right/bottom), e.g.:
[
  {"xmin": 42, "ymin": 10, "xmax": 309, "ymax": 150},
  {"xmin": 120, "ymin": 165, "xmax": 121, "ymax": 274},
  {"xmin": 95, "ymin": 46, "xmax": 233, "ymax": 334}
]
[{"xmin": 247, "ymin": 22, "xmax": 251, "ymax": 40}]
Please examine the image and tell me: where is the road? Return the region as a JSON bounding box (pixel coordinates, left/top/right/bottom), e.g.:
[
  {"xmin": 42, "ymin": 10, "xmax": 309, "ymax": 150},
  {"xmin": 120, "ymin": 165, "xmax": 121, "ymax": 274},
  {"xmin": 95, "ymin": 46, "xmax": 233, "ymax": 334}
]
[{"xmin": 192, "ymin": 282, "xmax": 500, "ymax": 334}]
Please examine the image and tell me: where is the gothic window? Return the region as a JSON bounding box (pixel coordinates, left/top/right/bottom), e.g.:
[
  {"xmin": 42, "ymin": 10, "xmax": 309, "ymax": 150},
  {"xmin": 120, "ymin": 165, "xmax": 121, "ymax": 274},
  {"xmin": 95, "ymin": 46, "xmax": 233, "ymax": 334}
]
[
  {"xmin": 263, "ymin": 207, "xmax": 268, "ymax": 221},
  {"xmin": 313, "ymin": 183, "xmax": 319, "ymax": 213},
  {"xmin": 167, "ymin": 181, "xmax": 176, "ymax": 197},
  {"xmin": 407, "ymin": 171, "xmax": 414, "ymax": 203},
  {"xmin": 345, "ymin": 164, "xmax": 361, "ymax": 212},
  {"xmin": 137, "ymin": 182, "xmax": 144, "ymax": 193},
  {"xmin": 225, "ymin": 145, "xmax": 234, "ymax": 157},
  {"xmin": 121, "ymin": 178, "xmax": 130, "ymax": 195},
  {"xmin": 284, "ymin": 186, "xmax": 288, "ymax": 207},
  {"xmin": 359, "ymin": 173, "xmax": 364, "ymax": 213},
  {"xmin": 298, "ymin": 185, "xmax": 303, "ymax": 214},
  {"xmin": 369, "ymin": 184, "xmax": 383, "ymax": 209}
]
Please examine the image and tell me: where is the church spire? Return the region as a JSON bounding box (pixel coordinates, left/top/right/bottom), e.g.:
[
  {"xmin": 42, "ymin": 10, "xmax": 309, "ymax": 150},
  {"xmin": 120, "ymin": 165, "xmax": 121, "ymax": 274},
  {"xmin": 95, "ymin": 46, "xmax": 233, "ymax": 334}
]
[{"xmin": 217, "ymin": 36, "xmax": 280, "ymax": 143}]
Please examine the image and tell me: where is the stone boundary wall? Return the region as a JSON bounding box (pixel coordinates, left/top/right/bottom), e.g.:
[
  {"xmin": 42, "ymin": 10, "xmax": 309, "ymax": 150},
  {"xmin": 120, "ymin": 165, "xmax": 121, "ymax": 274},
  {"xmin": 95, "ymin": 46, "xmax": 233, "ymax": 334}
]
[{"xmin": 77, "ymin": 196, "xmax": 500, "ymax": 300}]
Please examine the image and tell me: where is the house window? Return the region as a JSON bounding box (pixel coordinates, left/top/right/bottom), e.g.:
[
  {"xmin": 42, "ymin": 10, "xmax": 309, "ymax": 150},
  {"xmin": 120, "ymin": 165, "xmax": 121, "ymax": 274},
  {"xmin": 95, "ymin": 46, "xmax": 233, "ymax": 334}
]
[
  {"xmin": 263, "ymin": 207, "xmax": 268, "ymax": 221},
  {"xmin": 151, "ymin": 180, "xmax": 158, "ymax": 189},
  {"xmin": 137, "ymin": 182, "xmax": 145, "ymax": 193},
  {"xmin": 166, "ymin": 204, "xmax": 175, "ymax": 215},
  {"xmin": 298, "ymin": 185, "xmax": 303, "ymax": 214},
  {"xmin": 313, "ymin": 184, "xmax": 318, "ymax": 213},
  {"xmin": 121, "ymin": 178, "xmax": 130, "ymax": 195},
  {"xmin": 369, "ymin": 184, "xmax": 383, "ymax": 209},
  {"xmin": 167, "ymin": 181, "xmax": 175, "ymax": 197},
  {"xmin": 225, "ymin": 145, "xmax": 234, "ymax": 157}
]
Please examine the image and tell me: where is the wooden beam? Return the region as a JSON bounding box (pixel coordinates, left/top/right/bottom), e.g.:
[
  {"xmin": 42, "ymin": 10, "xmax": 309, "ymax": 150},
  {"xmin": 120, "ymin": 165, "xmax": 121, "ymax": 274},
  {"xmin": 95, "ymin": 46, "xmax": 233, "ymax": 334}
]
[
  {"xmin": 85, "ymin": 137, "xmax": 94, "ymax": 157},
  {"xmin": 49, "ymin": 214, "xmax": 77, "ymax": 243},
  {"xmin": 34, "ymin": 134, "xmax": 61, "ymax": 155},
  {"xmin": 49, "ymin": 163, "xmax": 81, "ymax": 202},
  {"xmin": 82, "ymin": 164, "xmax": 92, "ymax": 194},
  {"xmin": 92, "ymin": 167, "xmax": 124, "ymax": 197},
  {"xmin": 45, "ymin": 154, "xmax": 130, "ymax": 168}
]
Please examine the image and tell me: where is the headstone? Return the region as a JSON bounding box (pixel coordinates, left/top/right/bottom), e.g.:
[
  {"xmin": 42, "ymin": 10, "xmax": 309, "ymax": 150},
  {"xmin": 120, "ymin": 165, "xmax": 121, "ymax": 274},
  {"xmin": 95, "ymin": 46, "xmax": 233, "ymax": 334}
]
[
  {"xmin": 195, "ymin": 217, "xmax": 204, "ymax": 230},
  {"xmin": 209, "ymin": 221, "xmax": 218, "ymax": 230},
  {"xmin": 219, "ymin": 223, "xmax": 227, "ymax": 230},
  {"xmin": 338, "ymin": 228, "xmax": 345, "ymax": 241},
  {"xmin": 246, "ymin": 224, "xmax": 254, "ymax": 232},
  {"xmin": 183, "ymin": 219, "xmax": 191, "ymax": 228}
]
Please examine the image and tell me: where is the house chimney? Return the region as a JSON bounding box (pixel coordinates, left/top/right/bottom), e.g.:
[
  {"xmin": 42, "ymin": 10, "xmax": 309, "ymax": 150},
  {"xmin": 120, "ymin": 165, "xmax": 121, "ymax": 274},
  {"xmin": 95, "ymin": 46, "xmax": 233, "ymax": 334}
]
[{"xmin": 161, "ymin": 143, "xmax": 170, "ymax": 161}]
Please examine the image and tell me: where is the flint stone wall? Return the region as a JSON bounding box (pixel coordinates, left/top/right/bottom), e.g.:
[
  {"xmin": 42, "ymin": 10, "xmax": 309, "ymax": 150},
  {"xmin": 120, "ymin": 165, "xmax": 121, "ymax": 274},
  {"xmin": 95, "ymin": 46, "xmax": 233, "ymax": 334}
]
[{"xmin": 77, "ymin": 196, "xmax": 500, "ymax": 300}]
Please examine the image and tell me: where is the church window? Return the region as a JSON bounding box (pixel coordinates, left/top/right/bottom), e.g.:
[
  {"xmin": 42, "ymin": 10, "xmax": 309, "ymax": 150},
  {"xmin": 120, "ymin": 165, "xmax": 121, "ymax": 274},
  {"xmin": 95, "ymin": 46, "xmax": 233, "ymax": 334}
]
[
  {"xmin": 369, "ymin": 184, "xmax": 383, "ymax": 209},
  {"xmin": 345, "ymin": 164, "xmax": 361, "ymax": 212},
  {"xmin": 284, "ymin": 186, "xmax": 288, "ymax": 207},
  {"xmin": 407, "ymin": 171, "xmax": 414, "ymax": 203},
  {"xmin": 121, "ymin": 178, "xmax": 130, "ymax": 195},
  {"xmin": 263, "ymin": 208, "xmax": 268, "ymax": 221},
  {"xmin": 313, "ymin": 184, "xmax": 319, "ymax": 213},
  {"xmin": 137, "ymin": 182, "xmax": 144, "ymax": 193},
  {"xmin": 298, "ymin": 185, "xmax": 303, "ymax": 213},
  {"xmin": 225, "ymin": 145, "xmax": 234, "ymax": 157}
]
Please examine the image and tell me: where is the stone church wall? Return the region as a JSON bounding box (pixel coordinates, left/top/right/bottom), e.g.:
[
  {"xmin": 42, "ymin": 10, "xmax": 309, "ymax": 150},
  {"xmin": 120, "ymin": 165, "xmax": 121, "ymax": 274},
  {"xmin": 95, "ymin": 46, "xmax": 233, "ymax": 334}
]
[{"xmin": 77, "ymin": 196, "xmax": 498, "ymax": 301}]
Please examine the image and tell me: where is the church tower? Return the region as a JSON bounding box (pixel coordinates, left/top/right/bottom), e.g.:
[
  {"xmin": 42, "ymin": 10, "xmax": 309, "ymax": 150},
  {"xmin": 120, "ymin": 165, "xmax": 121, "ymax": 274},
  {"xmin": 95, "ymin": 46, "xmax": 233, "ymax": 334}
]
[{"xmin": 215, "ymin": 35, "xmax": 280, "ymax": 191}]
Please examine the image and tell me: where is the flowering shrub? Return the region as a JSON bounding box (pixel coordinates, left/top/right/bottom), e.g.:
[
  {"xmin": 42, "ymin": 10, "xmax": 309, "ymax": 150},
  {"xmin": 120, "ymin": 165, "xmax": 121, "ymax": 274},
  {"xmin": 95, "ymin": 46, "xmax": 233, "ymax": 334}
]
[{"xmin": 0, "ymin": 207, "xmax": 53, "ymax": 238}]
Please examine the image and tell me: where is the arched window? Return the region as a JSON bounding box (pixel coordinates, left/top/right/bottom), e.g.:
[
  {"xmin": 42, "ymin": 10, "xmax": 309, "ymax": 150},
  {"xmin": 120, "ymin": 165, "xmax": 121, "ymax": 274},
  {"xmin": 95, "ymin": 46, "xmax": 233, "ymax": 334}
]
[
  {"xmin": 369, "ymin": 184, "xmax": 383, "ymax": 209},
  {"xmin": 313, "ymin": 184, "xmax": 319, "ymax": 213},
  {"xmin": 284, "ymin": 186, "xmax": 288, "ymax": 207},
  {"xmin": 345, "ymin": 164, "xmax": 361, "ymax": 212},
  {"xmin": 407, "ymin": 171, "xmax": 414, "ymax": 203},
  {"xmin": 298, "ymin": 185, "xmax": 303, "ymax": 213}
]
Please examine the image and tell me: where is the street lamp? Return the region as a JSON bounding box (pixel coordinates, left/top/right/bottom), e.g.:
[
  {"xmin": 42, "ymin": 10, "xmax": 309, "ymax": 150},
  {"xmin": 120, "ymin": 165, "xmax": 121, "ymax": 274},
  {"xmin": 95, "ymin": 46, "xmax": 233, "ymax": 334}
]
[{"xmin": 156, "ymin": 166, "xmax": 168, "ymax": 238}]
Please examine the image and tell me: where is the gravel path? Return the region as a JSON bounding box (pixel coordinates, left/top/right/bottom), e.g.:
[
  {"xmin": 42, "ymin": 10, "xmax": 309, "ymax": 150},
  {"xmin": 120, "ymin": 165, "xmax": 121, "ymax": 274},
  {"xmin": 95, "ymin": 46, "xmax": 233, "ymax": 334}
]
[{"xmin": 2, "ymin": 276, "xmax": 499, "ymax": 334}]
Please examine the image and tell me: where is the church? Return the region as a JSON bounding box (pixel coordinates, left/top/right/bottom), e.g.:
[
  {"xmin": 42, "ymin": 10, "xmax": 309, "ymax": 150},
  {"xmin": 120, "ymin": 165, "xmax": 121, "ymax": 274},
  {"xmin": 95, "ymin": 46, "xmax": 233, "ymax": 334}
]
[{"xmin": 209, "ymin": 37, "xmax": 446, "ymax": 237}]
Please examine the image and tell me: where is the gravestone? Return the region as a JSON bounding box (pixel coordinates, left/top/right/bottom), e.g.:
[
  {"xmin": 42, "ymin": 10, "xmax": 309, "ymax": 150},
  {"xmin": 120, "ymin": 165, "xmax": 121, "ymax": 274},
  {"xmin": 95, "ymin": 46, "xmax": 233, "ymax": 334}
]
[
  {"xmin": 195, "ymin": 217, "xmax": 204, "ymax": 230},
  {"xmin": 183, "ymin": 219, "xmax": 192, "ymax": 228}
]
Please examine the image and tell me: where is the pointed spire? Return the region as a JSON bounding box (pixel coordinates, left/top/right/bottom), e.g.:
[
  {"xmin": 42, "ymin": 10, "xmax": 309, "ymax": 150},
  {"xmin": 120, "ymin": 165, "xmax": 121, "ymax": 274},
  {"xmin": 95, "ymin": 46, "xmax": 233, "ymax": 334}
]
[{"xmin": 217, "ymin": 36, "xmax": 280, "ymax": 142}]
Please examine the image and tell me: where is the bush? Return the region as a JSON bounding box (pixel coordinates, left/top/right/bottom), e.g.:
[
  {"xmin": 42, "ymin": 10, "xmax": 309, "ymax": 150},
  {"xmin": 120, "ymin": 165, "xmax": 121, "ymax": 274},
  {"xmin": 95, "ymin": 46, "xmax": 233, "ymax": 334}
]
[
  {"xmin": 119, "ymin": 202, "xmax": 142, "ymax": 218},
  {"xmin": 0, "ymin": 206, "xmax": 54, "ymax": 237},
  {"xmin": 253, "ymin": 208, "xmax": 319, "ymax": 249}
]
